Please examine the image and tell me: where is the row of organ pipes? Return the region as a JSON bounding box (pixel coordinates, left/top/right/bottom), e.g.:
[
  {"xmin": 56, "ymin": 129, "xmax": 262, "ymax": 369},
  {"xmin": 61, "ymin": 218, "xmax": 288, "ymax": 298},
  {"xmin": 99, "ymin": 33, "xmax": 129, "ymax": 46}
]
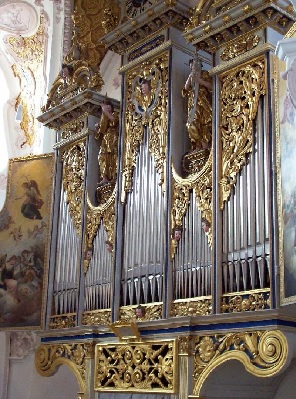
[{"xmin": 50, "ymin": 83, "xmax": 271, "ymax": 320}]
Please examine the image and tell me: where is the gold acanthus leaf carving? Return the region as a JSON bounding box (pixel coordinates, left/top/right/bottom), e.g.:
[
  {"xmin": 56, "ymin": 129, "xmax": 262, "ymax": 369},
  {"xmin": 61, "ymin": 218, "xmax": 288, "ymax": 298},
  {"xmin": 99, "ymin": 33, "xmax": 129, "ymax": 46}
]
[
  {"xmin": 82, "ymin": 309, "xmax": 112, "ymax": 325},
  {"xmin": 61, "ymin": 140, "xmax": 86, "ymax": 234},
  {"xmin": 193, "ymin": 330, "xmax": 288, "ymax": 396},
  {"xmin": 85, "ymin": 187, "xmax": 116, "ymax": 270},
  {"xmin": 35, "ymin": 343, "xmax": 95, "ymax": 389},
  {"xmin": 171, "ymin": 153, "xmax": 213, "ymax": 259},
  {"xmin": 121, "ymin": 54, "xmax": 169, "ymax": 201},
  {"xmin": 219, "ymin": 59, "xmax": 265, "ymax": 209}
]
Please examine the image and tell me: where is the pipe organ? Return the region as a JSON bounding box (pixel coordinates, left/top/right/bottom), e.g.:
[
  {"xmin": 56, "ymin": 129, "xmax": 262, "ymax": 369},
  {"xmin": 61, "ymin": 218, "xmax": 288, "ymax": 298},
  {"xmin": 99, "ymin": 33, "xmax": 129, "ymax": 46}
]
[{"xmin": 35, "ymin": 1, "xmax": 296, "ymax": 398}]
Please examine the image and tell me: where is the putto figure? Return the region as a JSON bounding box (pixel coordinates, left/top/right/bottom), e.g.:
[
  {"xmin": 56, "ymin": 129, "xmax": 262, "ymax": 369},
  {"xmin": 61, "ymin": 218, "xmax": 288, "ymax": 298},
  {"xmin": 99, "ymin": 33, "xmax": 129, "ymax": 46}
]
[
  {"xmin": 95, "ymin": 99, "xmax": 119, "ymax": 185},
  {"xmin": 182, "ymin": 58, "xmax": 212, "ymax": 152}
]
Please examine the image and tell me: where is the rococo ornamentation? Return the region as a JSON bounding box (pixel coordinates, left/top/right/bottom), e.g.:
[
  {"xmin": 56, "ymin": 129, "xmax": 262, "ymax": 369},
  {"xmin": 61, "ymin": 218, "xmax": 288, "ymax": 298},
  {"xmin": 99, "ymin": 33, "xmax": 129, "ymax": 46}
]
[
  {"xmin": 221, "ymin": 291, "xmax": 270, "ymax": 313},
  {"xmin": 119, "ymin": 304, "xmax": 163, "ymax": 322},
  {"xmin": 171, "ymin": 298, "xmax": 212, "ymax": 317},
  {"xmin": 193, "ymin": 330, "xmax": 288, "ymax": 396},
  {"xmin": 61, "ymin": 140, "xmax": 86, "ymax": 234},
  {"xmin": 35, "ymin": 342, "xmax": 95, "ymax": 391},
  {"xmin": 82, "ymin": 309, "xmax": 112, "ymax": 325},
  {"xmin": 94, "ymin": 340, "xmax": 176, "ymax": 392},
  {"xmin": 221, "ymin": 34, "xmax": 260, "ymax": 61},
  {"xmin": 219, "ymin": 58, "xmax": 265, "ymax": 209},
  {"xmin": 121, "ymin": 53, "xmax": 169, "ymax": 201}
]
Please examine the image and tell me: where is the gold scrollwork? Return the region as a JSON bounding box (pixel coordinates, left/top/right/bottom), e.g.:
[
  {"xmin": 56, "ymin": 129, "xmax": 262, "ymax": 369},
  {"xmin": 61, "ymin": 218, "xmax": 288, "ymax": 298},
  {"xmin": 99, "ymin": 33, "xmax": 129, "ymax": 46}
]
[
  {"xmin": 121, "ymin": 53, "xmax": 169, "ymax": 201},
  {"xmin": 171, "ymin": 154, "xmax": 213, "ymax": 259},
  {"xmin": 84, "ymin": 187, "xmax": 116, "ymax": 273},
  {"xmin": 61, "ymin": 140, "xmax": 86, "ymax": 234},
  {"xmin": 35, "ymin": 342, "xmax": 95, "ymax": 392},
  {"xmin": 94, "ymin": 340, "xmax": 176, "ymax": 392},
  {"xmin": 219, "ymin": 58, "xmax": 265, "ymax": 209},
  {"xmin": 221, "ymin": 290, "xmax": 270, "ymax": 313},
  {"xmin": 193, "ymin": 330, "xmax": 288, "ymax": 396},
  {"xmin": 221, "ymin": 34, "xmax": 260, "ymax": 61}
]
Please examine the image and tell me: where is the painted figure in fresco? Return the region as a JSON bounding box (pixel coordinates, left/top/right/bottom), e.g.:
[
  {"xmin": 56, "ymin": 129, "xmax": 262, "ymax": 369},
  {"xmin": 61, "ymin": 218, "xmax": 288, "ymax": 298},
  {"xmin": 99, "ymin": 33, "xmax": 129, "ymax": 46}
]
[
  {"xmin": 182, "ymin": 58, "xmax": 212, "ymax": 151},
  {"xmin": 95, "ymin": 100, "xmax": 119, "ymax": 185},
  {"xmin": 281, "ymin": 57, "xmax": 296, "ymax": 127},
  {"xmin": 18, "ymin": 180, "xmax": 44, "ymax": 220}
]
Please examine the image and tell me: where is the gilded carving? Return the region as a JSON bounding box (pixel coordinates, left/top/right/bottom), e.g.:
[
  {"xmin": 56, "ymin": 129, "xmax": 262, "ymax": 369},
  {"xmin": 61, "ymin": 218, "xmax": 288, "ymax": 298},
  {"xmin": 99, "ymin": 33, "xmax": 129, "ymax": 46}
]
[
  {"xmin": 84, "ymin": 190, "xmax": 116, "ymax": 273},
  {"xmin": 94, "ymin": 340, "xmax": 176, "ymax": 392},
  {"xmin": 35, "ymin": 342, "xmax": 95, "ymax": 391},
  {"xmin": 61, "ymin": 140, "xmax": 86, "ymax": 234},
  {"xmin": 219, "ymin": 58, "xmax": 265, "ymax": 209},
  {"xmin": 82, "ymin": 309, "xmax": 112, "ymax": 325},
  {"xmin": 221, "ymin": 34, "xmax": 260, "ymax": 61},
  {"xmin": 193, "ymin": 330, "xmax": 288, "ymax": 396},
  {"xmin": 221, "ymin": 291, "xmax": 270, "ymax": 313},
  {"xmin": 119, "ymin": 303, "xmax": 163, "ymax": 322},
  {"xmin": 121, "ymin": 54, "xmax": 169, "ymax": 200},
  {"xmin": 42, "ymin": 0, "xmax": 118, "ymax": 111},
  {"xmin": 171, "ymin": 156, "xmax": 213, "ymax": 259},
  {"xmin": 171, "ymin": 298, "xmax": 212, "ymax": 317},
  {"xmin": 49, "ymin": 314, "xmax": 76, "ymax": 329}
]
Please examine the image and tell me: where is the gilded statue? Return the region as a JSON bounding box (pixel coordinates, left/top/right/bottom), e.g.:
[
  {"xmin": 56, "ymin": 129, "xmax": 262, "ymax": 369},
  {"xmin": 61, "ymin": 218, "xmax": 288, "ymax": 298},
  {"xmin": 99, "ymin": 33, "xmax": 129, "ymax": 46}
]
[
  {"xmin": 182, "ymin": 59, "xmax": 212, "ymax": 152},
  {"xmin": 95, "ymin": 100, "xmax": 119, "ymax": 185}
]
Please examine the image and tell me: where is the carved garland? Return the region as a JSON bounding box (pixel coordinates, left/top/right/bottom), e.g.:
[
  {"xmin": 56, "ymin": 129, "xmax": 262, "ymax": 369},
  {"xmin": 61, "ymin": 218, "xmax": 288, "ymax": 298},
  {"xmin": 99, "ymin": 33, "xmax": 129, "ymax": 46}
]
[
  {"xmin": 193, "ymin": 330, "xmax": 288, "ymax": 396},
  {"xmin": 61, "ymin": 140, "xmax": 86, "ymax": 234},
  {"xmin": 121, "ymin": 53, "xmax": 169, "ymax": 201},
  {"xmin": 219, "ymin": 58, "xmax": 266, "ymax": 209}
]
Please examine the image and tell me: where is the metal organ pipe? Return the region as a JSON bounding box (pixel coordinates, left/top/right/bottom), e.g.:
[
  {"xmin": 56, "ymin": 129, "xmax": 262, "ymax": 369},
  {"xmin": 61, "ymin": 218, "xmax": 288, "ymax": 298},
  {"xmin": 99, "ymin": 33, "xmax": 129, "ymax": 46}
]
[
  {"xmin": 173, "ymin": 191, "xmax": 212, "ymax": 300},
  {"xmin": 122, "ymin": 131, "xmax": 166, "ymax": 306},
  {"xmin": 222, "ymin": 98, "xmax": 270, "ymax": 293}
]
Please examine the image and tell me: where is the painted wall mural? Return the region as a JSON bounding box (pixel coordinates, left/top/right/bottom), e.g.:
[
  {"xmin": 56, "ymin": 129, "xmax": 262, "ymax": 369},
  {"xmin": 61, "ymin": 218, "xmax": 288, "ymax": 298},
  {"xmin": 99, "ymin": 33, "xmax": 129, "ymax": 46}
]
[
  {"xmin": 277, "ymin": 28, "xmax": 296, "ymax": 303},
  {"xmin": 0, "ymin": 154, "xmax": 54, "ymax": 328}
]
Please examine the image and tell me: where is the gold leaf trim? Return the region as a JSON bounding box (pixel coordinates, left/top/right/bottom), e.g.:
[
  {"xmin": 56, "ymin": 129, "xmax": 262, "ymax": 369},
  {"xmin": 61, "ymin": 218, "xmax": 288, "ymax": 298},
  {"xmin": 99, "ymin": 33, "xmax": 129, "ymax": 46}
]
[
  {"xmin": 219, "ymin": 58, "xmax": 265, "ymax": 209},
  {"xmin": 193, "ymin": 330, "xmax": 288, "ymax": 396}
]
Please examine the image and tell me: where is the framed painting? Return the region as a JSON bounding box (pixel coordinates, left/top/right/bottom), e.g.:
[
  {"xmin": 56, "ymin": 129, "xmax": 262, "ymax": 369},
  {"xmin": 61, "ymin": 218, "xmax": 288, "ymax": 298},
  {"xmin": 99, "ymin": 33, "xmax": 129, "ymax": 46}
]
[
  {"xmin": 0, "ymin": 153, "xmax": 54, "ymax": 328},
  {"xmin": 276, "ymin": 24, "xmax": 296, "ymax": 304}
]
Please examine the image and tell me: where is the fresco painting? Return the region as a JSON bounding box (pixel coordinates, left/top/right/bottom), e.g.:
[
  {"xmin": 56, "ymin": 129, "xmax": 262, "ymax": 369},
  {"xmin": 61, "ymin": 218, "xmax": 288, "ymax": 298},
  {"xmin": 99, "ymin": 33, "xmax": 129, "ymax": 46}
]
[{"xmin": 0, "ymin": 154, "xmax": 54, "ymax": 328}]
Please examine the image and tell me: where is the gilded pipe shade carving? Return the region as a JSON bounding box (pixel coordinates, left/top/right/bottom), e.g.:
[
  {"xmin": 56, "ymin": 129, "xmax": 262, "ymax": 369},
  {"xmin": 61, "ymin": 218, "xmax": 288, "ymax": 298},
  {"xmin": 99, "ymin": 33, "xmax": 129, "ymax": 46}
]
[
  {"xmin": 121, "ymin": 53, "xmax": 169, "ymax": 200},
  {"xmin": 219, "ymin": 58, "xmax": 265, "ymax": 209},
  {"xmin": 94, "ymin": 340, "xmax": 176, "ymax": 392},
  {"xmin": 61, "ymin": 140, "xmax": 86, "ymax": 234}
]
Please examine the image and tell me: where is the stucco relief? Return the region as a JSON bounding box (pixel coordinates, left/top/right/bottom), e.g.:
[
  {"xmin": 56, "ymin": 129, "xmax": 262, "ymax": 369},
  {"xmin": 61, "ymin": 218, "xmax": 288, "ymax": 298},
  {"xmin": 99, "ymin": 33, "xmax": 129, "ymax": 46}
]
[{"xmin": 0, "ymin": 2, "xmax": 38, "ymax": 35}]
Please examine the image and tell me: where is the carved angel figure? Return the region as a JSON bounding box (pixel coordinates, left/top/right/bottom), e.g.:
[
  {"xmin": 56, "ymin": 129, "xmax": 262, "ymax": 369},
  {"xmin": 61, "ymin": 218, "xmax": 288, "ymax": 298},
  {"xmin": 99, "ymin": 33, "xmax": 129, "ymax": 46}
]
[
  {"xmin": 182, "ymin": 58, "xmax": 212, "ymax": 151},
  {"xmin": 95, "ymin": 100, "xmax": 119, "ymax": 185}
]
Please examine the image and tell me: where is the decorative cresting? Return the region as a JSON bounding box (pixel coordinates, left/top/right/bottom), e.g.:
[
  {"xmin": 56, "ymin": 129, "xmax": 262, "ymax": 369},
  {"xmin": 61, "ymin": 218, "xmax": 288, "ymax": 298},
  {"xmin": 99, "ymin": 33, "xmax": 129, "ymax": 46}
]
[
  {"xmin": 192, "ymin": 330, "xmax": 288, "ymax": 397},
  {"xmin": 94, "ymin": 340, "xmax": 176, "ymax": 392},
  {"xmin": 219, "ymin": 58, "xmax": 265, "ymax": 209},
  {"xmin": 84, "ymin": 188, "xmax": 116, "ymax": 273},
  {"xmin": 171, "ymin": 153, "xmax": 213, "ymax": 259},
  {"xmin": 8, "ymin": 16, "xmax": 46, "ymax": 146},
  {"xmin": 121, "ymin": 53, "xmax": 169, "ymax": 200},
  {"xmin": 61, "ymin": 140, "xmax": 86, "ymax": 234},
  {"xmin": 35, "ymin": 342, "xmax": 95, "ymax": 395}
]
